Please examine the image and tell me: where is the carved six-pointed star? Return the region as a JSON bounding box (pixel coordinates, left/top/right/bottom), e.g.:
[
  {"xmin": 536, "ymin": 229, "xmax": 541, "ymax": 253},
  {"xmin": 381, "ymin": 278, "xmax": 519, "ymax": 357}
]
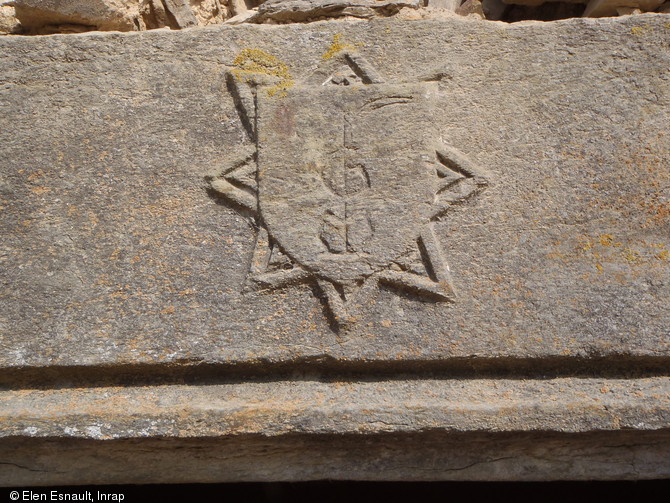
[{"xmin": 207, "ymin": 49, "xmax": 490, "ymax": 331}]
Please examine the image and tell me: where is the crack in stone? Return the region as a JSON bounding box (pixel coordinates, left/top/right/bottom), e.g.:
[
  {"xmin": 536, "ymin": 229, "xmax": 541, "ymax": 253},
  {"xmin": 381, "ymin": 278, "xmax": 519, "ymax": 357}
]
[{"xmin": 0, "ymin": 460, "xmax": 53, "ymax": 473}]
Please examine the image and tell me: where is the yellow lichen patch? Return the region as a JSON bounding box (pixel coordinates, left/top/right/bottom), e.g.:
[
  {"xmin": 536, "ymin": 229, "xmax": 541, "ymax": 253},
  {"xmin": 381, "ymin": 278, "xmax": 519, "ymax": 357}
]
[
  {"xmin": 574, "ymin": 234, "xmax": 669, "ymax": 273},
  {"xmin": 621, "ymin": 248, "xmax": 640, "ymax": 263},
  {"xmin": 599, "ymin": 234, "xmax": 613, "ymax": 247},
  {"xmin": 322, "ymin": 33, "xmax": 355, "ymax": 60},
  {"xmin": 630, "ymin": 26, "xmax": 651, "ymax": 36},
  {"xmin": 231, "ymin": 48, "xmax": 294, "ymax": 98}
]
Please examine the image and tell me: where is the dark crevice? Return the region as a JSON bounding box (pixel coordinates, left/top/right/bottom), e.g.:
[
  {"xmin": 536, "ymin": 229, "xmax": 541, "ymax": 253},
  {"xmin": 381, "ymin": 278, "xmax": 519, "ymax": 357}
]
[
  {"xmin": 0, "ymin": 355, "xmax": 669, "ymax": 391},
  {"xmin": 458, "ymin": 0, "xmax": 670, "ymax": 23},
  {"xmin": 500, "ymin": 3, "xmax": 587, "ymax": 22}
]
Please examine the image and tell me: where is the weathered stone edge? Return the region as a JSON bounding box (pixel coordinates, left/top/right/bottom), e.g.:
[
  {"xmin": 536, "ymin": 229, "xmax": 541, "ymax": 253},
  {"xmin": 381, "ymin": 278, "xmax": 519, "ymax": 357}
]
[
  {"xmin": 1, "ymin": 377, "xmax": 668, "ymax": 439},
  {"xmin": 3, "ymin": 430, "xmax": 670, "ymax": 484},
  {"xmin": 0, "ymin": 11, "xmax": 668, "ymax": 46}
]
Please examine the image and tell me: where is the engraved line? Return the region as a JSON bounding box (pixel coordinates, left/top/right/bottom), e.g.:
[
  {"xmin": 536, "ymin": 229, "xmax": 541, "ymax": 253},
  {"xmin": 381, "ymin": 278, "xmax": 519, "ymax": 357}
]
[
  {"xmin": 209, "ymin": 178, "xmax": 257, "ymax": 210},
  {"xmin": 251, "ymin": 268, "xmax": 311, "ymax": 290},
  {"xmin": 317, "ymin": 279, "xmax": 351, "ymax": 328},
  {"xmin": 226, "ymin": 72, "xmax": 255, "ymax": 141},
  {"xmin": 363, "ymin": 96, "xmax": 414, "ymax": 111},
  {"xmin": 436, "ymin": 145, "xmax": 490, "ymax": 182},
  {"xmin": 248, "ymin": 227, "xmax": 271, "ymax": 277},
  {"xmin": 343, "ymin": 112, "xmax": 352, "ymax": 252},
  {"xmin": 419, "ymin": 224, "xmax": 454, "ymax": 289},
  {"xmin": 344, "ymin": 53, "xmax": 385, "ymax": 84},
  {"xmin": 378, "ymin": 270, "xmax": 455, "ymax": 303}
]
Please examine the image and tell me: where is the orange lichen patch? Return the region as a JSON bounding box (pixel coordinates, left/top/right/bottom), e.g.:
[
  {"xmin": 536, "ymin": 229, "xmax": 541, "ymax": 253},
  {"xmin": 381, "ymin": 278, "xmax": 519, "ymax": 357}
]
[
  {"xmin": 563, "ymin": 136, "xmax": 670, "ymax": 229},
  {"xmin": 30, "ymin": 186, "xmax": 50, "ymax": 195},
  {"xmin": 88, "ymin": 212, "xmax": 99, "ymax": 228},
  {"xmin": 641, "ymin": 200, "xmax": 670, "ymax": 226},
  {"xmin": 27, "ymin": 170, "xmax": 44, "ymax": 182},
  {"xmin": 624, "ymin": 141, "xmax": 670, "ymax": 226},
  {"xmin": 93, "ymin": 274, "xmax": 112, "ymax": 286},
  {"xmin": 160, "ymin": 306, "xmax": 175, "ymax": 314}
]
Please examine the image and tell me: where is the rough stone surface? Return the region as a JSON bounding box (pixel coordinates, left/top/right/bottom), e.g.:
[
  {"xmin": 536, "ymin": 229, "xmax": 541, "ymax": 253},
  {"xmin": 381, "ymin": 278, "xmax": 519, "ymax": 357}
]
[
  {"xmin": 1, "ymin": 14, "xmax": 670, "ymax": 484},
  {"xmin": 428, "ymin": 0, "xmax": 461, "ymax": 10},
  {"xmin": 248, "ymin": 0, "xmax": 421, "ymax": 23},
  {"xmin": 163, "ymin": 0, "xmax": 198, "ymax": 27},
  {"xmin": 456, "ymin": 0, "xmax": 485, "ymax": 16},
  {"xmin": 13, "ymin": 0, "xmax": 142, "ymax": 32},
  {"xmin": 11, "ymin": 0, "xmax": 230, "ymax": 33},
  {"xmin": 0, "ymin": 5, "xmax": 20, "ymax": 34},
  {"xmin": 188, "ymin": 0, "xmax": 229, "ymax": 25}
]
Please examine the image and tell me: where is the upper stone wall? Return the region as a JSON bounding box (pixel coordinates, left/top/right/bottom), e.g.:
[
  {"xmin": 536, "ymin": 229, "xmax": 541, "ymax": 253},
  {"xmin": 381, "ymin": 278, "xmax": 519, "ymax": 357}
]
[{"xmin": 1, "ymin": 0, "xmax": 670, "ymax": 34}]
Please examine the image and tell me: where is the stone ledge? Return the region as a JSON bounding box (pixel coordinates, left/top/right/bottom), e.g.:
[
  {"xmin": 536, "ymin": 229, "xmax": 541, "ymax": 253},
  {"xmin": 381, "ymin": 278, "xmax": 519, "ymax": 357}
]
[
  {"xmin": 2, "ymin": 378, "xmax": 669, "ymax": 439},
  {"xmin": 1, "ymin": 378, "xmax": 669, "ymax": 484}
]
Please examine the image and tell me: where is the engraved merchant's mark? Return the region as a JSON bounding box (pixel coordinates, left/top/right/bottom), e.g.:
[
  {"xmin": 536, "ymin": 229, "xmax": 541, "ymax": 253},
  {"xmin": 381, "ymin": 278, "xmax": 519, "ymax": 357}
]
[
  {"xmin": 207, "ymin": 49, "xmax": 490, "ymax": 330},
  {"xmin": 320, "ymin": 115, "xmax": 373, "ymax": 254}
]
